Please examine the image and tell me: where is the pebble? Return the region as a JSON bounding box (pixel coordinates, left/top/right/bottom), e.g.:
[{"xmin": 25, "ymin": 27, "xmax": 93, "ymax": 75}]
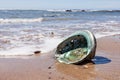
[
  {"xmin": 83, "ymin": 65, "xmax": 88, "ymax": 69},
  {"xmin": 48, "ymin": 66, "xmax": 51, "ymax": 69},
  {"xmin": 48, "ymin": 77, "xmax": 51, "ymax": 79},
  {"xmin": 34, "ymin": 51, "xmax": 41, "ymax": 54}
]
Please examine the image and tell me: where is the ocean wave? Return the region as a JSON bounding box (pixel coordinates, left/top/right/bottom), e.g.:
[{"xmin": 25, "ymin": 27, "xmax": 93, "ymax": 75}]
[
  {"xmin": 43, "ymin": 17, "xmax": 77, "ymax": 22},
  {"xmin": 0, "ymin": 17, "xmax": 75, "ymax": 24},
  {"xmin": 0, "ymin": 18, "xmax": 43, "ymax": 23}
]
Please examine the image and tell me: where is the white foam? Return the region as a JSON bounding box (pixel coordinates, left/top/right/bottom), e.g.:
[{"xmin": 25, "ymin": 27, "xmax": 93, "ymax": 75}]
[
  {"xmin": 0, "ymin": 18, "xmax": 43, "ymax": 23},
  {"xmin": 40, "ymin": 37, "xmax": 63, "ymax": 53},
  {"xmin": 95, "ymin": 32, "xmax": 120, "ymax": 39},
  {"xmin": 0, "ymin": 31, "xmax": 119, "ymax": 57},
  {"xmin": 0, "ymin": 46, "xmax": 35, "ymax": 56},
  {"xmin": 0, "ymin": 37, "xmax": 63, "ymax": 57}
]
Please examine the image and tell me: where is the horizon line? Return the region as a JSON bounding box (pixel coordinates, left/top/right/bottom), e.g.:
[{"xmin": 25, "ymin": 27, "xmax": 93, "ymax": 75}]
[{"xmin": 0, "ymin": 8, "xmax": 120, "ymax": 10}]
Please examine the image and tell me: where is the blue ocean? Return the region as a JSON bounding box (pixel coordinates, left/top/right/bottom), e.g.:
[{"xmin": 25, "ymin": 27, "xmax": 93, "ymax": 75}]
[{"xmin": 0, "ymin": 10, "xmax": 120, "ymax": 56}]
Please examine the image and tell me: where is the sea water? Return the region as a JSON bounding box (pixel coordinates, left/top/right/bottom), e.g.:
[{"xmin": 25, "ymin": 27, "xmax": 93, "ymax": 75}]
[{"xmin": 0, "ymin": 10, "xmax": 120, "ymax": 56}]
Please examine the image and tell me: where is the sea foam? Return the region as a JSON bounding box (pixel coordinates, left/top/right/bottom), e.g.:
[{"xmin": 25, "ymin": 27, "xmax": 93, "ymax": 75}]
[
  {"xmin": 0, "ymin": 18, "xmax": 43, "ymax": 23},
  {"xmin": 0, "ymin": 31, "xmax": 119, "ymax": 57},
  {"xmin": 40, "ymin": 37, "xmax": 63, "ymax": 53},
  {"xmin": 0, "ymin": 37, "xmax": 63, "ymax": 57},
  {"xmin": 95, "ymin": 32, "xmax": 120, "ymax": 39}
]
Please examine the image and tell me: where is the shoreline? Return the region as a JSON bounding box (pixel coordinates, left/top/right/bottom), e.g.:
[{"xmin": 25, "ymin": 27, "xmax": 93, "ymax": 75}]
[{"xmin": 0, "ymin": 34, "xmax": 120, "ymax": 80}]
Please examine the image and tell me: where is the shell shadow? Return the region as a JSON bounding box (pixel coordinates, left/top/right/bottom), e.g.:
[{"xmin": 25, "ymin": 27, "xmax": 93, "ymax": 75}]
[
  {"xmin": 74, "ymin": 56, "xmax": 111, "ymax": 65},
  {"xmin": 92, "ymin": 56, "xmax": 111, "ymax": 64}
]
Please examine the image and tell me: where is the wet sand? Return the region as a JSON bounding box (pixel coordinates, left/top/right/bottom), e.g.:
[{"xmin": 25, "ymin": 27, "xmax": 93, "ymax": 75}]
[{"xmin": 0, "ymin": 35, "xmax": 120, "ymax": 80}]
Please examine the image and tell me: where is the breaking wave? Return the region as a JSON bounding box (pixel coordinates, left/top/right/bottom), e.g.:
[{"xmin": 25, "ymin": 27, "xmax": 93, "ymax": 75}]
[{"xmin": 0, "ymin": 18, "xmax": 43, "ymax": 23}]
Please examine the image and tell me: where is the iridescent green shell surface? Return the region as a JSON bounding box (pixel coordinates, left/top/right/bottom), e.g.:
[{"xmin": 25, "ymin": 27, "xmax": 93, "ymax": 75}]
[{"xmin": 55, "ymin": 30, "xmax": 97, "ymax": 64}]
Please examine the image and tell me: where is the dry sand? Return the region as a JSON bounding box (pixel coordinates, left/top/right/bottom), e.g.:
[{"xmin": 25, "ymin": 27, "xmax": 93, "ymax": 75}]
[{"xmin": 0, "ymin": 35, "xmax": 120, "ymax": 80}]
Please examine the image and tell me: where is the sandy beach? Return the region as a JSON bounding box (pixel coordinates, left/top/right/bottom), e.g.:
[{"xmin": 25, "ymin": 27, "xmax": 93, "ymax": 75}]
[{"xmin": 0, "ymin": 34, "xmax": 120, "ymax": 80}]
